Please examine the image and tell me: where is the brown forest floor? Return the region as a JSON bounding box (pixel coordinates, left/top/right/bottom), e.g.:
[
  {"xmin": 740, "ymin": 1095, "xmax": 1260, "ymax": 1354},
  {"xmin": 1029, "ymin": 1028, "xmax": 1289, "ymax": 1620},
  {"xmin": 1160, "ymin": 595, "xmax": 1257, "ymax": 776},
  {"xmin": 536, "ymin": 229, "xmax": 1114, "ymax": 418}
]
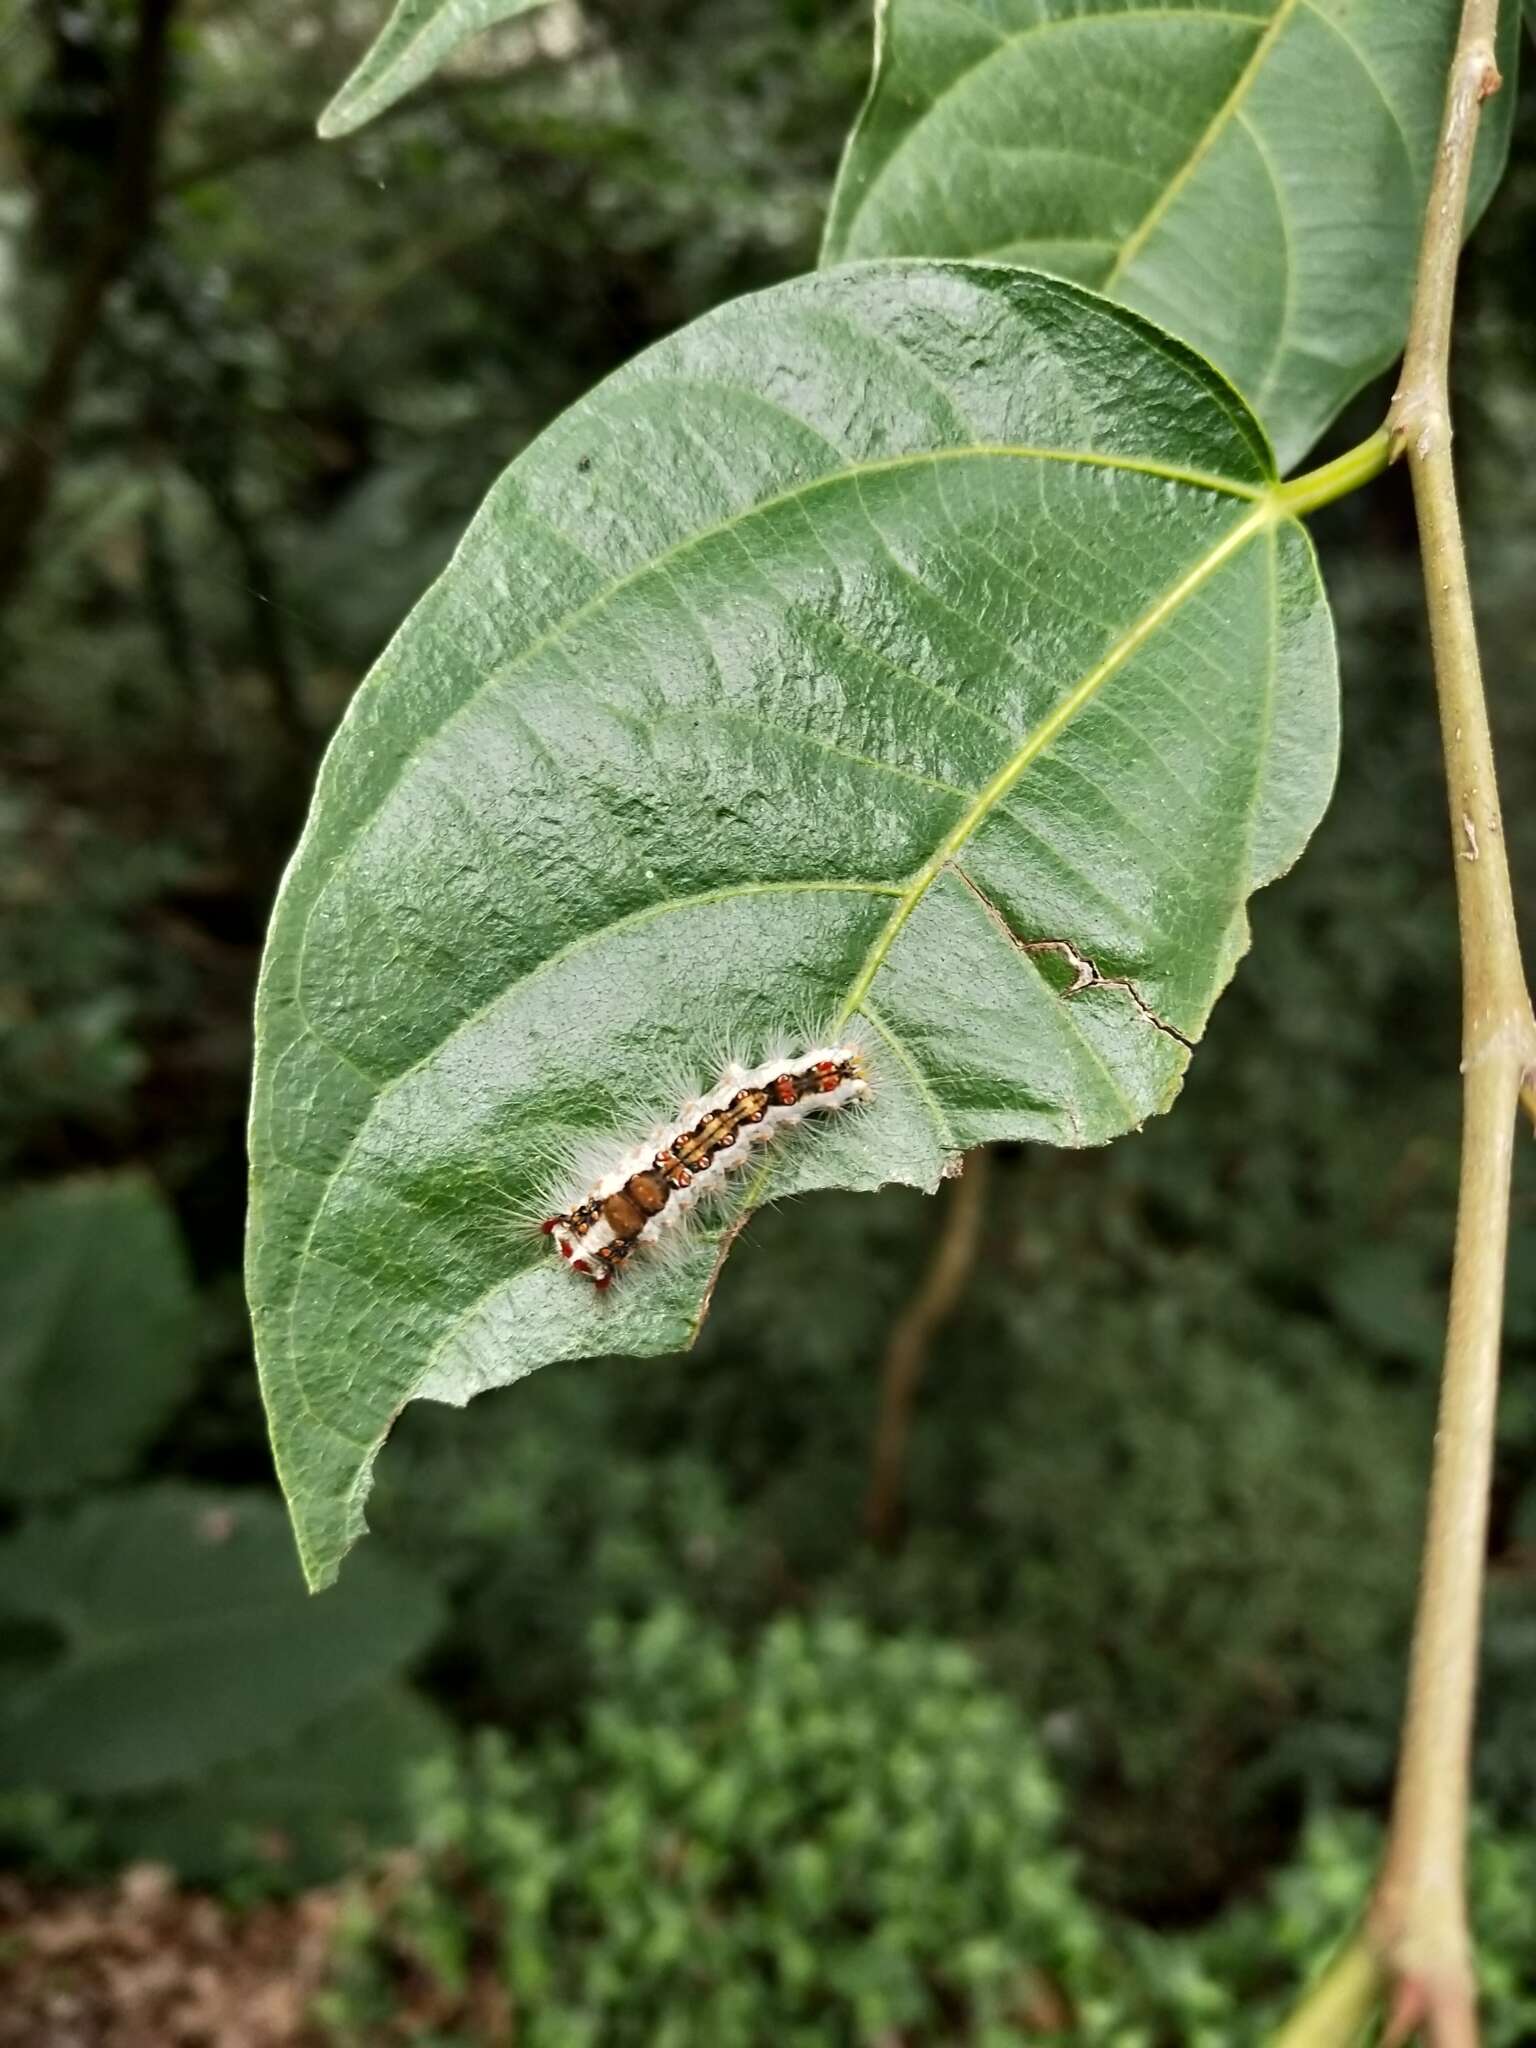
[{"xmin": 0, "ymin": 1869, "xmax": 337, "ymax": 2048}]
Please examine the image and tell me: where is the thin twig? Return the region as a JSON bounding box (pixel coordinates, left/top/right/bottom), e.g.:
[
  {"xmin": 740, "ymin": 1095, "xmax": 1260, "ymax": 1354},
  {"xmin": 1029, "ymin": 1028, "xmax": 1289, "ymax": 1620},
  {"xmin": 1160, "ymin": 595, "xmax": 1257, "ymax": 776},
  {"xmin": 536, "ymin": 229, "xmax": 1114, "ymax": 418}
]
[
  {"xmin": 1272, "ymin": 8, "xmax": 1533, "ymax": 2043},
  {"xmin": 0, "ymin": 0, "xmax": 180, "ymax": 609},
  {"xmin": 863, "ymin": 1148, "xmax": 990, "ymax": 1549},
  {"xmin": 1369, "ymin": 1, "xmax": 1534, "ymax": 2041}
]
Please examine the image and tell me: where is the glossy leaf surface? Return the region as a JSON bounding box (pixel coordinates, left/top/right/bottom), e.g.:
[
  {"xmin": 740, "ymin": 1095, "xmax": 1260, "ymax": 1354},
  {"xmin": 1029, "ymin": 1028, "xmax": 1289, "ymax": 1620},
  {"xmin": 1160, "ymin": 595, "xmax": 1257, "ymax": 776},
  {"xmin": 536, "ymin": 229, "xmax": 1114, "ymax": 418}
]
[
  {"xmin": 318, "ymin": 0, "xmax": 553, "ymax": 138},
  {"xmin": 822, "ymin": 0, "xmax": 1519, "ymax": 469},
  {"xmin": 247, "ymin": 263, "xmax": 1336, "ymax": 1586}
]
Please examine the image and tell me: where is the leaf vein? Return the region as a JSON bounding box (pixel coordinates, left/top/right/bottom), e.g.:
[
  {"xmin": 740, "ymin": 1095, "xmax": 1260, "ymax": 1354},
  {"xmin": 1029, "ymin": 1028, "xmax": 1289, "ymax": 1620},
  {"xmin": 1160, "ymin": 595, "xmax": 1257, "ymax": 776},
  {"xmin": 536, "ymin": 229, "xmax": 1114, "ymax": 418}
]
[
  {"xmin": 1101, "ymin": 0, "xmax": 1300, "ymax": 289},
  {"xmin": 857, "ymin": 998, "xmax": 958, "ymax": 1152},
  {"xmin": 837, "ymin": 498, "xmax": 1272, "ymax": 1020},
  {"xmin": 842, "ymin": 4, "xmax": 1274, "ymax": 250}
]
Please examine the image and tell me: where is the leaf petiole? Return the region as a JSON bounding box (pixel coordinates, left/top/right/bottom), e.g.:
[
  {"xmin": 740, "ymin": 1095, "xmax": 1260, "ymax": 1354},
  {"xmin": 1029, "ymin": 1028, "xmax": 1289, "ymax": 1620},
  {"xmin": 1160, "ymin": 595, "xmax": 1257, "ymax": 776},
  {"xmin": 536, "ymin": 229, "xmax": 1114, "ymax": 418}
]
[{"xmin": 1270, "ymin": 428, "xmax": 1394, "ymax": 523}]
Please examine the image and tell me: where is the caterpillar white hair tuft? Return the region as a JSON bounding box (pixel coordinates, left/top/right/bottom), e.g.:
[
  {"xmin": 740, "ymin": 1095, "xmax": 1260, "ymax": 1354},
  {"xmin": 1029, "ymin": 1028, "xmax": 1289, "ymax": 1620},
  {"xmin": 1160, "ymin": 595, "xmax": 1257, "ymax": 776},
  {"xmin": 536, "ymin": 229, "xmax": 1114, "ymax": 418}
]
[{"xmin": 541, "ymin": 1035, "xmax": 873, "ymax": 1288}]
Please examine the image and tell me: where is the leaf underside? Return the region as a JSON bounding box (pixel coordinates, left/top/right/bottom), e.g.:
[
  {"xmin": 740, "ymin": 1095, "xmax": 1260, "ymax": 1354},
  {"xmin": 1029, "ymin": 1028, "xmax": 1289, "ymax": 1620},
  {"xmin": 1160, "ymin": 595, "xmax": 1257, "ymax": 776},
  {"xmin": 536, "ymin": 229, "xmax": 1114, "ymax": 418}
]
[
  {"xmin": 822, "ymin": 0, "xmax": 1520, "ymax": 471},
  {"xmin": 247, "ymin": 263, "xmax": 1337, "ymax": 1586}
]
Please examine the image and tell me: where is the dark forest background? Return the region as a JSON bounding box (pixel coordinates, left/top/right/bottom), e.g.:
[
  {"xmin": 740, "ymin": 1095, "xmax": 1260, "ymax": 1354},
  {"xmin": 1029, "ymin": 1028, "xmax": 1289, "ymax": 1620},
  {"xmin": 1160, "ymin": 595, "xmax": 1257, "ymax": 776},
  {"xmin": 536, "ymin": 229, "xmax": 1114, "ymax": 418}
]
[{"xmin": 2, "ymin": 2, "xmax": 1535, "ymax": 2038}]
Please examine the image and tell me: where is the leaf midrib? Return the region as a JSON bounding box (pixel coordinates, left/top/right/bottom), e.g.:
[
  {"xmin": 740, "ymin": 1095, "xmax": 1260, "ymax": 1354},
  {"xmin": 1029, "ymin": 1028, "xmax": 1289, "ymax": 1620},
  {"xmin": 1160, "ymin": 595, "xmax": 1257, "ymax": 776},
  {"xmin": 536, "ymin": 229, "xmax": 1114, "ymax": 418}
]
[
  {"xmin": 290, "ymin": 434, "xmax": 1266, "ymax": 1064},
  {"xmin": 296, "ymin": 442, "xmax": 1261, "ymax": 999},
  {"xmin": 834, "ymin": 1, "xmax": 1289, "ymax": 268},
  {"xmin": 293, "ymin": 442, "xmax": 1267, "ymax": 1083},
  {"xmin": 283, "ymin": 485, "xmax": 1280, "ymax": 1453},
  {"xmin": 835, "ymin": 494, "xmax": 1274, "ymax": 1020},
  {"xmin": 1101, "ymin": 0, "xmax": 1300, "ymax": 290}
]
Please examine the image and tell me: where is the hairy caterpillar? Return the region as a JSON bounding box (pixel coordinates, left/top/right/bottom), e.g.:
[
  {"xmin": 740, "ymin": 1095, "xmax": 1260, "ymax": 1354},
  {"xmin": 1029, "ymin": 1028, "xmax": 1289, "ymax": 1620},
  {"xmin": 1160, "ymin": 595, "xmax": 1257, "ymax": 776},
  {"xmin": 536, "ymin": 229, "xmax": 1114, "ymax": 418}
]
[{"xmin": 542, "ymin": 1044, "xmax": 870, "ymax": 1287}]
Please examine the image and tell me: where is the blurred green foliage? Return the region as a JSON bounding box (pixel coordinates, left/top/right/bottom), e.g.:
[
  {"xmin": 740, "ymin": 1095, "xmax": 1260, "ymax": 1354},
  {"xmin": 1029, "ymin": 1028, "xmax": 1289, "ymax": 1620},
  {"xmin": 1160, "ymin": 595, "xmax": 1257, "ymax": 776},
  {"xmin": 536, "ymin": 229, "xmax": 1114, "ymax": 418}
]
[
  {"xmin": 0, "ymin": 1175, "xmax": 445, "ymax": 1881},
  {"xmin": 0, "ymin": 1484, "xmax": 441, "ymax": 1795},
  {"xmin": 0, "ymin": 795, "xmax": 198, "ymax": 1170},
  {"xmin": 372, "ymin": 1164, "xmax": 1447, "ymax": 1912},
  {"xmin": 1, "ymin": 0, "xmax": 1534, "ymax": 1995},
  {"xmin": 93, "ymin": 1686, "xmax": 451, "ymax": 1894},
  {"xmin": 325, "ymin": 1612, "xmax": 1098, "ymax": 2046},
  {"xmin": 0, "ymin": 1688, "xmax": 451, "ymax": 1897},
  {"xmin": 318, "ymin": 1609, "xmax": 1536, "ymax": 2046},
  {"xmin": 0, "ymin": 1171, "xmax": 197, "ymax": 1495}
]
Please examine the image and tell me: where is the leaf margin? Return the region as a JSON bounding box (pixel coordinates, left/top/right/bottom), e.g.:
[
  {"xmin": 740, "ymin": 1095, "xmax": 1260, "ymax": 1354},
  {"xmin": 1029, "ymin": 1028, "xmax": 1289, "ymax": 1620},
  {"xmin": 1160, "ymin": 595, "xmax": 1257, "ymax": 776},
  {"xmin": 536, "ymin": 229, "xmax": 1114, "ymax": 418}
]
[
  {"xmin": 819, "ymin": 0, "xmax": 1523, "ymax": 470},
  {"xmin": 246, "ymin": 260, "xmax": 1345, "ymax": 1588},
  {"xmin": 317, "ymin": 0, "xmax": 555, "ymax": 140}
]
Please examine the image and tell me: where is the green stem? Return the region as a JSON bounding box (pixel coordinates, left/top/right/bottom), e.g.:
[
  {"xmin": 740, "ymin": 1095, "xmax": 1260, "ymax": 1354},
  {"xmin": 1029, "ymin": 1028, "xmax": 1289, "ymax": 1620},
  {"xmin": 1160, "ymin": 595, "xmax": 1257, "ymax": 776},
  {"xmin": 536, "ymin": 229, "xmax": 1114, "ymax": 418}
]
[
  {"xmin": 1272, "ymin": 428, "xmax": 1393, "ymax": 521},
  {"xmin": 1270, "ymin": 4, "xmax": 1531, "ymax": 2043},
  {"xmin": 1367, "ymin": 6, "xmax": 1532, "ymax": 2042},
  {"xmin": 1270, "ymin": 1933, "xmax": 1382, "ymax": 2048}
]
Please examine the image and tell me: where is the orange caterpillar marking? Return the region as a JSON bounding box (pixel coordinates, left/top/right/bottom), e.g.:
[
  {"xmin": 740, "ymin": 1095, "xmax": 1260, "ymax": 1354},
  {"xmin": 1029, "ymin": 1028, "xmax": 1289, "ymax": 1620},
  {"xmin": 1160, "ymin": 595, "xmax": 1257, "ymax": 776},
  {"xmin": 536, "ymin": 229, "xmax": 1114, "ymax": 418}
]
[{"xmin": 543, "ymin": 1046, "xmax": 869, "ymax": 1287}]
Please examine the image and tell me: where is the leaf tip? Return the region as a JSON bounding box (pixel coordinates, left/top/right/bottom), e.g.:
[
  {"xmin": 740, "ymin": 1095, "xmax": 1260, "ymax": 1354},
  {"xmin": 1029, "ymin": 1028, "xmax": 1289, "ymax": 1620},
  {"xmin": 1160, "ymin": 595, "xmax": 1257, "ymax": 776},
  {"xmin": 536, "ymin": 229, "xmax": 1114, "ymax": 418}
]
[{"xmin": 315, "ymin": 96, "xmax": 361, "ymax": 142}]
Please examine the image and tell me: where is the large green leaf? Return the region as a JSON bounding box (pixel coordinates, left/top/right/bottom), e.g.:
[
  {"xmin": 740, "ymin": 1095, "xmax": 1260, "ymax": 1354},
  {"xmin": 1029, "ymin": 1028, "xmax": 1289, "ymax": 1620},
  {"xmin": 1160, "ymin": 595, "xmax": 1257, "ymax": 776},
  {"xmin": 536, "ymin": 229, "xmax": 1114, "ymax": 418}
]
[
  {"xmin": 821, "ymin": 0, "xmax": 1520, "ymax": 470},
  {"xmin": 0, "ymin": 1174, "xmax": 197, "ymax": 1502},
  {"xmin": 318, "ymin": 0, "xmax": 555, "ymax": 139},
  {"xmin": 98, "ymin": 1686, "xmax": 450, "ymax": 1884},
  {"xmin": 0, "ymin": 1486, "xmax": 441, "ymax": 1793},
  {"xmin": 248, "ymin": 262, "xmax": 1338, "ymax": 1588}
]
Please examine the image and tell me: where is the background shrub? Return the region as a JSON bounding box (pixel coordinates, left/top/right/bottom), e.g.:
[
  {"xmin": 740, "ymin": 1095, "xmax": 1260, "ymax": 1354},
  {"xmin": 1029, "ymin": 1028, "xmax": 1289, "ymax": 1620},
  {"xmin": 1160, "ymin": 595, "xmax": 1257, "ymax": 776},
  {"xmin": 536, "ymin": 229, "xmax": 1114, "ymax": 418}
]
[
  {"xmin": 318, "ymin": 1609, "xmax": 1536, "ymax": 2047},
  {"xmin": 2, "ymin": 0, "xmax": 1534, "ymax": 1998},
  {"xmin": 321, "ymin": 1610, "xmax": 1121, "ymax": 2047}
]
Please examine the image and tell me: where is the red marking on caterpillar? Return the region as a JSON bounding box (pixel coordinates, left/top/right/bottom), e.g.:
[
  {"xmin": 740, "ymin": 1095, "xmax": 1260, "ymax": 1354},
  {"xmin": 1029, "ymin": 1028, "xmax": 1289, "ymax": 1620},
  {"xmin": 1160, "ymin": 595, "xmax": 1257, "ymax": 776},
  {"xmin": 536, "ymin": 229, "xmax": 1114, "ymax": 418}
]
[{"xmin": 543, "ymin": 1044, "xmax": 870, "ymax": 1287}]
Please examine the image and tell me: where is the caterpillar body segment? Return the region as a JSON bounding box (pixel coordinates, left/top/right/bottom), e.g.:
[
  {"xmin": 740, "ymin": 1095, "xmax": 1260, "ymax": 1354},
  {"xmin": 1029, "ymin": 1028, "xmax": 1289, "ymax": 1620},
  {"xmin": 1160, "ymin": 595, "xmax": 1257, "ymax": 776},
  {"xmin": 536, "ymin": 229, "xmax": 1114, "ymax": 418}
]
[{"xmin": 542, "ymin": 1045, "xmax": 870, "ymax": 1287}]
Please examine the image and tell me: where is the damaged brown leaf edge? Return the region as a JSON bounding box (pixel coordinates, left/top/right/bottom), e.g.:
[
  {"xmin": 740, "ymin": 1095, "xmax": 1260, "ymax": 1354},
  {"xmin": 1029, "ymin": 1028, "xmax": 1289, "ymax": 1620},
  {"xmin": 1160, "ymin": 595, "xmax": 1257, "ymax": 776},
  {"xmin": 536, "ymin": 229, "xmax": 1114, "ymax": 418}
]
[
  {"xmin": 954, "ymin": 863, "xmax": 1194, "ymax": 1049},
  {"xmin": 696, "ymin": 864, "xmax": 1196, "ymax": 1328}
]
